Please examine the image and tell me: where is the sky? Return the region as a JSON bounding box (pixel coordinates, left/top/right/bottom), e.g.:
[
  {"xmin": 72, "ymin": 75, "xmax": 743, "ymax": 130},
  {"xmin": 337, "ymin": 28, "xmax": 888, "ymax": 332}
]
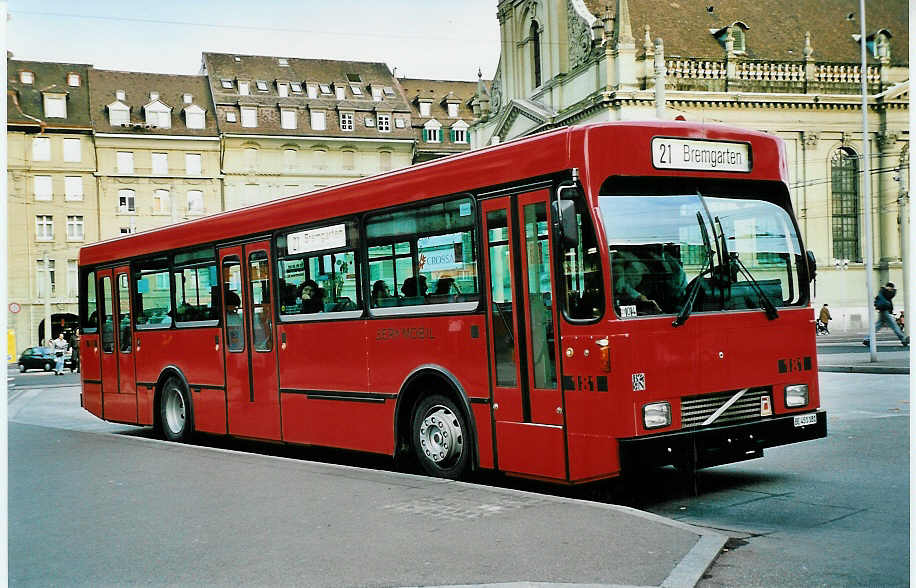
[{"xmin": 7, "ymin": 1, "xmax": 501, "ymax": 81}]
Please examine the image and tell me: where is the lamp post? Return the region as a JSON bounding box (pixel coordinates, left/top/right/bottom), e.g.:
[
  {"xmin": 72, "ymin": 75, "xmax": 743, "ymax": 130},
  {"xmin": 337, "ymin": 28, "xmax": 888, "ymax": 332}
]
[{"xmin": 858, "ymin": 0, "xmax": 877, "ymax": 362}]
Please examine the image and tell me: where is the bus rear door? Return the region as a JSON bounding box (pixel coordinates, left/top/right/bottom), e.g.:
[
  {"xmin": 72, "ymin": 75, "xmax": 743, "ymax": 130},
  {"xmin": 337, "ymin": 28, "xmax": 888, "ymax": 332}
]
[
  {"xmin": 482, "ymin": 190, "xmax": 567, "ymax": 480},
  {"xmin": 220, "ymin": 241, "xmax": 282, "ymax": 440}
]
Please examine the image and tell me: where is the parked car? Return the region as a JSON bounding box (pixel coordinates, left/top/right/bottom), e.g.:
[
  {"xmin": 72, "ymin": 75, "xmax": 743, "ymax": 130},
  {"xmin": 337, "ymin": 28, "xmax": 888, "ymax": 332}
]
[{"xmin": 17, "ymin": 347, "xmax": 72, "ymax": 373}]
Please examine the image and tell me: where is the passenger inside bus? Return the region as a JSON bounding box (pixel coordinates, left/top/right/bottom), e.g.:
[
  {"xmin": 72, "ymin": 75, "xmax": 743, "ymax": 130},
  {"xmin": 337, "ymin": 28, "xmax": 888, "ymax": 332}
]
[
  {"xmin": 224, "ymin": 289, "xmax": 243, "ymax": 351},
  {"xmin": 297, "ymin": 280, "xmax": 324, "ymax": 313},
  {"xmin": 401, "ymin": 275, "xmax": 427, "ymax": 302},
  {"xmin": 371, "ymin": 280, "xmax": 392, "ymax": 306}
]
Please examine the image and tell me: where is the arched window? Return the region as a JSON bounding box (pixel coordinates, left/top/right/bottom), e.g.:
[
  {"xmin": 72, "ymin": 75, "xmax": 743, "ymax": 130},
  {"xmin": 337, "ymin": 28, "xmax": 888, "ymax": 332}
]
[
  {"xmin": 530, "ymin": 21, "xmax": 542, "ymax": 88},
  {"xmin": 831, "ymin": 147, "xmax": 860, "ymax": 262}
]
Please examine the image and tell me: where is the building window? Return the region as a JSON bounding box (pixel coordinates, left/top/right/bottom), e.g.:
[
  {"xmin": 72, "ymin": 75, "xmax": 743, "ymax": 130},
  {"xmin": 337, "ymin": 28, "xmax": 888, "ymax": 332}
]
[
  {"xmin": 152, "ymin": 152, "xmax": 168, "ymax": 175},
  {"xmin": 281, "ymin": 109, "xmax": 297, "ymax": 130},
  {"xmin": 36, "ymin": 216, "xmax": 54, "ymax": 241},
  {"xmin": 145, "ymin": 102, "xmax": 171, "ymax": 128},
  {"xmin": 153, "ymin": 189, "xmax": 170, "ymax": 214},
  {"xmin": 395, "ymin": 118, "xmax": 405, "ymax": 128},
  {"xmin": 831, "ymin": 148, "xmax": 861, "ymax": 262},
  {"xmin": 34, "ymin": 176, "xmax": 52, "ymax": 201},
  {"xmin": 66, "ymin": 216, "xmax": 84, "ymax": 241},
  {"xmin": 448, "ymin": 103, "xmax": 459, "ymax": 118},
  {"xmin": 241, "ymin": 107, "xmax": 257, "ymax": 128},
  {"xmin": 319, "ymin": 84, "xmax": 332, "ymax": 95},
  {"xmin": 118, "ymin": 189, "xmax": 136, "ymax": 213},
  {"xmin": 117, "ymin": 151, "xmax": 134, "ymax": 174},
  {"xmin": 379, "ymin": 151, "xmax": 392, "ymax": 171},
  {"xmin": 419, "ymin": 102, "xmax": 431, "ymax": 117},
  {"xmin": 307, "ymin": 84, "xmax": 318, "ymax": 98},
  {"xmin": 68, "ymin": 260, "xmax": 79, "ymax": 298},
  {"xmin": 221, "ymin": 79, "xmax": 233, "ymax": 89},
  {"xmin": 116, "ymin": 90, "xmax": 126, "ymax": 100},
  {"xmin": 32, "ymin": 137, "xmax": 51, "ymax": 161},
  {"xmin": 44, "ymin": 93, "xmax": 68, "ymax": 118},
  {"xmin": 63, "ymin": 138, "xmax": 81, "ymax": 162},
  {"xmin": 453, "ymin": 127, "xmax": 467, "ymax": 143},
  {"xmin": 185, "ymin": 106, "xmax": 205, "ymax": 129},
  {"xmin": 342, "ymin": 150, "xmax": 355, "ymax": 170},
  {"xmin": 364, "ymin": 117, "xmax": 375, "ymax": 127},
  {"xmin": 239, "ymin": 81, "xmax": 250, "ymax": 95},
  {"xmin": 278, "ymin": 58, "xmax": 289, "ymax": 66},
  {"xmin": 183, "ymin": 94, "xmax": 193, "ymax": 104},
  {"xmin": 226, "ymin": 111, "xmax": 237, "ymax": 123},
  {"xmin": 36, "ymin": 259, "xmax": 56, "ymax": 298},
  {"xmin": 310, "ymin": 110, "xmax": 326, "ymax": 131},
  {"xmin": 423, "ymin": 120, "xmax": 441, "ymax": 142},
  {"xmin": 371, "ymin": 87, "xmax": 382, "ymax": 101},
  {"xmin": 67, "ymin": 73, "xmax": 81, "ymax": 87},
  {"xmin": 256, "ymin": 80, "xmax": 268, "ymax": 92},
  {"xmin": 377, "ymin": 114, "xmax": 391, "ymax": 132},
  {"xmin": 185, "ymin": 153, "xmax": 202, "ymax": 176},
  {"xmin": 290, "ymin": 82, "xmax": 302, "ymax": 93},
  {"xmin": 64, "ymin": 176, "xmax": 83, "ymax": 201},
  {"xmin": 335, "ymin": 85, "xmax": 346, "ymax": 100},
  {"xmin": 313, "ymin": 149, "xmax": 327, "ymax": 170},
  {"xmin": 244, "ymin": 147, "xmax": 258, "ymax": 169},
  {"xmin": 20, "ymin": 71, "xmax": 34, "ymax": 84},
  {"xmin": 187, "ymin": 190, "xmax": 204, "ymax": 215},
  {"xmin": 109, "ymin": 103, "xmax": 129, "ymax": 126},
  {"xmin": 120, "ymin": 225, "xmax": 137, "ymax": 235},
  {"xmin": 531, "ymin": 21, "xmax": 542, "ymax": 88},
  {"xmin": 278, "ymin": 82, "xmax": 289, "ymax": 97},
  {"xmin": 149, "ymin": 92, "xmax": 159, "ymax": 101},
  {"xmin": 340, "ymin": 112, "xmax": 354, "ymax": 131},
  {"xmin": 350, "ymin": 85, "xmax": 363, "ymax": 96},
  {"xmin": 283, "ymin": 149, "xmax": 297, "ymax": 170}
]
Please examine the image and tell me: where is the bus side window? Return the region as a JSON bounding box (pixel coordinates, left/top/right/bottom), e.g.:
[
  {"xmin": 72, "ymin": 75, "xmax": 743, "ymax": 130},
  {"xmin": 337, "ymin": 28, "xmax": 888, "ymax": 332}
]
[
  {"xmin": 82, "ymin": 270, "xmax": 98, "ymax": 333},
  {"xmin": 100, "ymin": 276, "xmax": 114, "ymax": 353},
  {"xmin": 561, "ymin": 199, "xmax": 604, "ymax": 320},
  {"xmin": 223, "ymin": 258, "xmax": 245, "ymax": 352}
]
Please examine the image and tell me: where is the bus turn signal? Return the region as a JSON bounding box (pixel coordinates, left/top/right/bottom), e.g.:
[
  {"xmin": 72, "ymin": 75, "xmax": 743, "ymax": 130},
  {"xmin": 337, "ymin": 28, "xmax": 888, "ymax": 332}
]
[{"xmin": 596, "ymin": 338, "xmax": 610, "ymax": 372}]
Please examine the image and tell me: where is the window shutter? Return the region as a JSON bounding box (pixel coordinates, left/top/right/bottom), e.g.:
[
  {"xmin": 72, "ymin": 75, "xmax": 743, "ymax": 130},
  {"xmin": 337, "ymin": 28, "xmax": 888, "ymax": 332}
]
[
  {"xmin": 450, "ymin": 128, "xmax": 455, "ymax": 143},
  {"xmin": 422, "ymin": 128, "xmax": 427, "ymax": 142}
]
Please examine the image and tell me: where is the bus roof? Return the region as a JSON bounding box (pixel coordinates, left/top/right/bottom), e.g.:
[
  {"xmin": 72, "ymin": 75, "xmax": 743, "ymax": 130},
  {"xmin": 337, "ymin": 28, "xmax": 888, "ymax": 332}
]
[{"xmin": 80, "ymin": 121, "xmax": 786, "ymax": 266}]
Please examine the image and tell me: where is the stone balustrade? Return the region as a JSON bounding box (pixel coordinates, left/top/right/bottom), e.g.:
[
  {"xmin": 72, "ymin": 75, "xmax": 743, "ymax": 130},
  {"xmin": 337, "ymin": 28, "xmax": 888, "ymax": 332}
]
[{"xmin": 664, "ymin": 58, "xmax": 882, "ymax": 87}]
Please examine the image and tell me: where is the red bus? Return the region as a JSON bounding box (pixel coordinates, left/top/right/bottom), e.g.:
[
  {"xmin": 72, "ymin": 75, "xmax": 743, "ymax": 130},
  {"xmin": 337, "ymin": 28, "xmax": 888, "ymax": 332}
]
[{"xmin": 78, "ymin": 121, "xmax": 826, "ymax": 483}]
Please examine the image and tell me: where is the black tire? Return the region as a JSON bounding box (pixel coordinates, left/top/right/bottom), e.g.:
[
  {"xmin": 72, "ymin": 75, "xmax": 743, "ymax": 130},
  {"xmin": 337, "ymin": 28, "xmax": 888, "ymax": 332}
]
[
  {"xmin": 43, "ymin": 361, "xmax": 52, "ymax": 372},
  {"xmin": 159, "ymin": 377, "xmax": 193, "ymax": 442},
  {"xmin": 19, "ymin": 364, "xmax": 26, "ymax": 373},
  {"xmin": 411, "ymin": 394, "xmax": 470, "ymax": 479}
]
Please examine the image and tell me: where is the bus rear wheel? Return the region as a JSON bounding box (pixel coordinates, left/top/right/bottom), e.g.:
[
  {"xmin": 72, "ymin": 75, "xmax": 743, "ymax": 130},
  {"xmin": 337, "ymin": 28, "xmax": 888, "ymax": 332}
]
[
  {"xmin": 411, "ymin": 395, "xmax": 469, "ymax": 479},
  {"xmin": 160, "ymin": 377, "xmax": 192, "ymax": 442}
]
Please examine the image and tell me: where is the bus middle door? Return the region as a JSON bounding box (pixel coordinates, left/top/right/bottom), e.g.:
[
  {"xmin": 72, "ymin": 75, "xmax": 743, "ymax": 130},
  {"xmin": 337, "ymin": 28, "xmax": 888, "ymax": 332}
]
[
  {"xmin": 220, "ymin": 241, "xmax": 282, "ymax": 440},
  {"xmin": 482, "ymin": 190, "xmax": 567, "ymax": 481},
  {"xmin": 98, "ymin": 266, "xmax": 139, "ymax": 423}
]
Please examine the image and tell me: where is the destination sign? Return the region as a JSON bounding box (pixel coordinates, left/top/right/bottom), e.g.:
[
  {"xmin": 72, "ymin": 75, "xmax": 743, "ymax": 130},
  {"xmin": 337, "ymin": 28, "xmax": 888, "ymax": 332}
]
[
  {"xmin": 288, "ymin": 224, "xmax": 346, "ymax": 254},
  {"xmin": 651, "ymin": 138, "xmax": 751, "ymax": 173}
]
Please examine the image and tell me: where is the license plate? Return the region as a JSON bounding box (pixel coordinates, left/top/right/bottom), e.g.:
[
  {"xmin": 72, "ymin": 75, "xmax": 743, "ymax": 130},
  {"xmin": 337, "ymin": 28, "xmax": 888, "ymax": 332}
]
[{"xmin": 794, "ymin": 413, "xmax": 817, "ymax": 427}]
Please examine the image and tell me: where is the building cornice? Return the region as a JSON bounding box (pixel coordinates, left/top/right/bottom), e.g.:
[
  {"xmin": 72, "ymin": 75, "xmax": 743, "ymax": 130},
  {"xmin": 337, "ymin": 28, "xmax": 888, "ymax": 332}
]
[
  {"xmin": 222, "ymin": 133, "xmax": 415, "ymax": 144},
  {"xmin": 94, "ymin": 133, "xmax": 220, "ymax": 141}
]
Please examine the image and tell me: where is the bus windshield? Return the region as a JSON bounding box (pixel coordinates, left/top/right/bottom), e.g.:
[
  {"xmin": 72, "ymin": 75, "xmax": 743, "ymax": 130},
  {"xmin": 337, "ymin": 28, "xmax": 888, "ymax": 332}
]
[{"xmin": 599, "ymin": 193, "xmax": 805, "ymax": 319}]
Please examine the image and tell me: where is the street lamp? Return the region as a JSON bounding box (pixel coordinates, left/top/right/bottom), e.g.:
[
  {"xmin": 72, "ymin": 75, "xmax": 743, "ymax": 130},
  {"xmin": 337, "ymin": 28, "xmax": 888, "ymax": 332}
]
[{"xmin": 857, "ymin": 0, "xmax": 877, "ymax": 362}]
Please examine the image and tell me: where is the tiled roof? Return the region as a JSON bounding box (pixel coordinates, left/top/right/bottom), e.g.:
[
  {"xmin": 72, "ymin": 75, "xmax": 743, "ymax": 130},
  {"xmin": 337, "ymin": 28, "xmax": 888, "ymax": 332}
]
[
  {"xmin": 397, "ymin": 78, "xmax": 482, "ymax": 123},
  {"xmin": 88, "ymin": 69, "xmax": 218, "ymax": 136},
  {"xmin": 202, "ymin": 52, "xmax": 414, "ymax": 139},
  {"xmin": 583, "ymin": 0, "xmax": 908, "ymax": 65},
  {"xmin": 7, "ymin": 59, "xmax": 93, "ymax": 129}
]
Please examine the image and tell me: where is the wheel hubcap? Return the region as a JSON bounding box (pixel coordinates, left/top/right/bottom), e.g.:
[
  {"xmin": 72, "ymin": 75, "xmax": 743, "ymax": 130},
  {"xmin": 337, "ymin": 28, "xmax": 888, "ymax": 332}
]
[
  {"xmin": 418, "ymin": 406, "xmax": 463, "ymax": 466},
  {"xmin": 164, "ymin": 387, "xmax": 186, "ymax": 435}
]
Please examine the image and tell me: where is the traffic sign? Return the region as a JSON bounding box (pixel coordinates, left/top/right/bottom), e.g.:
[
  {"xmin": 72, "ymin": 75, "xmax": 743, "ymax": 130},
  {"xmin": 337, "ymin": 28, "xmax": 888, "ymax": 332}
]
[{"xmin": 8, "ymin": 303, "xmax": 21, "ymax": 314}]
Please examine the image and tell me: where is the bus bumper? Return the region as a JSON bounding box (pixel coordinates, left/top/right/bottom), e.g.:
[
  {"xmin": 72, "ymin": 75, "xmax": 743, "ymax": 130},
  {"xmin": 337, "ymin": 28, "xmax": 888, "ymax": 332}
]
[{"xmin": 618, "ymin": 410, "xmax": 827, "ymax": 472}]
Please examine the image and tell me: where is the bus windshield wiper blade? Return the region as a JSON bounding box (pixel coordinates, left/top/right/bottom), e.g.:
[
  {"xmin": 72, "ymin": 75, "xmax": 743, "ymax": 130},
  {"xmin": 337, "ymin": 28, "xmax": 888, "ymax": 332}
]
[
  {"xmin": 673, "ymin": 211, "xmax": 714, "ymax": 328},
  {"xmin": 729, "ymin": 251, "xmax": 779, "ymax": 320}
]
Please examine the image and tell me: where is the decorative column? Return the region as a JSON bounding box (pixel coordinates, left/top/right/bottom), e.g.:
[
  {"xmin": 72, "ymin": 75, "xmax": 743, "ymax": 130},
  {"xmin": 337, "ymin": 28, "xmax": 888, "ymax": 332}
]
[{"xmin": 876, "ymin": 132, "xmax": 900, "ymax": 262}]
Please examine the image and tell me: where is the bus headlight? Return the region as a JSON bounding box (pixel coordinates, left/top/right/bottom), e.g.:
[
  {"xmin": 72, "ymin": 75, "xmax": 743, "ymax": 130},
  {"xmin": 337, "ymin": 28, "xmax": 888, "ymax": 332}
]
[
  {"xmin": 785, "ymin": 384, "xmax": 809, "ymax": 408},
  {"xmin": 643, "ymin": 402, "xmax": 671, "ymax": 429}
]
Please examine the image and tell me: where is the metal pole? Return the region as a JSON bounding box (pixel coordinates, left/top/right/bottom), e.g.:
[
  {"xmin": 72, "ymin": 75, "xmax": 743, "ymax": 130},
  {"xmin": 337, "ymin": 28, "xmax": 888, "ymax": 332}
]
[
  {"xmin": 860, "ymin": 0, "xmax": 877, "ymax": 361},
  {"xmin": 900, "ymin": 169, "xmax": 910, "ymax": 337},
  {"xmin": 44, "ymin": 253, "xmax": 52, "ymax": 346}
]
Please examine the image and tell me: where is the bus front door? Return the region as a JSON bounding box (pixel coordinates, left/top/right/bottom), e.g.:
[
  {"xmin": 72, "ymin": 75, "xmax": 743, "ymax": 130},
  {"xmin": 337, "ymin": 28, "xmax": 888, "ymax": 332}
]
[
  {"xmin": 220, "ymin": 241, "xmax": 281, "ymax": 440},
  {"xmin": 482, "ymin": 191, "xmax": 567, "ymax": 480},
  {"xmin": 98, "ymin": 266, "xmax": 138, "ymax": 423}
]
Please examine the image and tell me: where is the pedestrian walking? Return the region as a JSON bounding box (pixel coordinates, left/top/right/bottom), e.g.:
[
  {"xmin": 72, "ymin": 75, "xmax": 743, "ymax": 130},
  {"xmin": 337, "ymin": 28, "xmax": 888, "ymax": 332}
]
[
  {"xmin": 863, "ymin": 282, "xmax": 909, "ymax": 347},
  {"xmin": 818, "ymin": 303, "xmax": 832, "ymax": 334},
  {"xmin": 51, "ymin": 332, "xmax": 69, "ymax": 375},
  {"xmin": 69, "ymin": 332, "xmax": 80, "ymax": 373}
]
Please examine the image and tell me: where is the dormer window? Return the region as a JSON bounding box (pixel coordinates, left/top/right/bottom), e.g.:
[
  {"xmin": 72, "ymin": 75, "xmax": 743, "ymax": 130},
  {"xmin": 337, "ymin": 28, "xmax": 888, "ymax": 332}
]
[
  {"xmin": 184, "ymin": 104, "xmax": 205, "ymax": 129},
  {"xmin": 256, "ymin": 80, "xmax": 268, "ymax": 92},
  {"xmin": 43, "ymin": 93, "xmax": 67, "ymax": 118},
  {"xmin": 383, "ymin": 87, "xmax": 395, "ymax": 97},
  {"xmin": 116, "ymin": 90, "xmax": 126, "ymax": 101},
  {"xmin": 319, "ymin": 84, "xmax": 332, "ymax": 95},
  {"xmin": 20, "ymin": 71, "xmax": 34, "ymax": 84},
  {"xmin": 290, "ymin": 82, "xmax": 302, "ymax": 93},
  {"xmin": 419, "ymin": 101, "xmax": 432, "ymax": 117},
  {"xmin": 447, "ymin": 103, "xmax": 459, "ymax": 118},
  {"xmin": 239, "ymin": 80, "xmax": 250, "ymax": 95},
  {"xmin": 278, "ymin": 58, "xmax": 289, "ymax": 66},
  {"xmin": 277, "ymin": 82, "xmax": 289, "ymax": 97},
  {"xmin": 712, "ymin": 22, "xmax": 749, "ymax": 53},
  {"xmin": 865, "ymin": 30, "xmax": 893, "ymax": 59},
  {"xmin": 67, "ymin": 73, "xmax": 81, "ymax": 87},
  {"xmin": 107, "ymin": 101, "xmax": 130, "ymax": 126},
  {"xmin": 349, "ymin": 85, "xmax": 363, "ymax": 96},
  {"xmin": 221, "ymin": 79, "xmax": 233, "ymax": 89},
  {"xmin": 371, "ymin": 86, "xmax": 382, "ymax": 101},
  {"xmin": 149, "ymin": 91, "xmax": 159, "ymax": 101},
  {"xmin": 335, "ymin": 85, "xmax": 345, "ymax": 100},
  {"xmin": 307, "ymin": 84, "xmax": 318, "ymax": 98},
  {"xmin": 144, "ymin": 100, "xmax": 172, "ymax": 128},
  {"xmin": 183, "ymin": 94, "xmax": 193, "ymax": 104},
  {"xmin": 423, "ymin": 119, "xmax": 442, "ymax": 143}
]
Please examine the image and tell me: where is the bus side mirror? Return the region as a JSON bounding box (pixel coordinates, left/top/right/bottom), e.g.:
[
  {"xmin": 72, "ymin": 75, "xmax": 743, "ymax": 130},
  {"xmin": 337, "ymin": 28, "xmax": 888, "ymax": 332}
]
[
  {"xmin": 552, "ymin": 199, "xmax": 579, "ymax": 249},
  {"xmin": 806, "ymin": 250, "xmax": 817, "ymax": 282}
]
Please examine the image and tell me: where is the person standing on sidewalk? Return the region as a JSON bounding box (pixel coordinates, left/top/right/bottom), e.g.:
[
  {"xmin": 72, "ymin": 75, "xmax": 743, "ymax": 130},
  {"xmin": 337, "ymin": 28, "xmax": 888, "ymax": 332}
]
[
  {"xmin": 863, "ymin": 282, "xmax": 909, "ymax": 347},
  {"xmin": 51, "ymin": 332, "xmax": 69, "ymax": 375},
  {"xmin": 818, "ymin": 304, "xmax": 832, "ymax": 334}
]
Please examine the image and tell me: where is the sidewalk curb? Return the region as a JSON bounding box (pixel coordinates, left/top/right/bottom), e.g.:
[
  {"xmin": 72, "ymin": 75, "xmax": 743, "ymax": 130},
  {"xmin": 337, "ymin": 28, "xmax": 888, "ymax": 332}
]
[{"xmin": 818, "ymin": 365, "xmax": 909, "ymax": 375}]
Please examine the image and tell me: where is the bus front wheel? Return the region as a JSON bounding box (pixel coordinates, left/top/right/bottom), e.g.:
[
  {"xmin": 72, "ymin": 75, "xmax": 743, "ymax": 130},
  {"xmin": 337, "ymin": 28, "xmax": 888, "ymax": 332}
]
[
  {"xmin": 411, "ymin": 394, "xmax": 469, "ymax": 479},
  {"xmin": 160, "ymin": 377, "xmax": 192, "ymax": 442}
]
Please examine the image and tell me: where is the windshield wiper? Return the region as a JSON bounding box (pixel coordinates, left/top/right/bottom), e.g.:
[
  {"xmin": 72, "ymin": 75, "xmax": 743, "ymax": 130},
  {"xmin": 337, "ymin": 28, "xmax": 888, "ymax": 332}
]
[
  {"xmin": 673, "ymin": 212, "xmax": 714, "ymax": 327},
  {"xmin": 729, "ymin": 250, "xmax": 779, "ymax": 320}
]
